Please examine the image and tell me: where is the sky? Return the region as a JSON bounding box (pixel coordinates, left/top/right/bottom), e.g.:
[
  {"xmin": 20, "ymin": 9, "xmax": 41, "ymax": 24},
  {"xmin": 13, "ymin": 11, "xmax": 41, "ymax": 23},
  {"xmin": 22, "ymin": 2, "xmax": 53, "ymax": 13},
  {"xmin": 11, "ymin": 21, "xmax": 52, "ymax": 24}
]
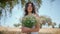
[
  {"xmin": 39, "ymin": 0, "xmax": 60, "ymax": 28},
  {"xmin": 0, "ymin": 0, "xmax": 60, "ymax": 28}
]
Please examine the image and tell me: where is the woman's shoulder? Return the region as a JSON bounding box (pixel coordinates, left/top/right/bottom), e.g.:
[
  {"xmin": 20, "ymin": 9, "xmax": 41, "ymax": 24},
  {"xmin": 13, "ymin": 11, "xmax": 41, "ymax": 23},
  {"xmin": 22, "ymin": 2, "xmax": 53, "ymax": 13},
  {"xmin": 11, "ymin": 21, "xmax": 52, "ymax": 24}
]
[
  {"xmin": 34, "ymin": 14, "xmax": 40, "ymax": 18},
  {"xmin": 34, "ymin": 14, "xmax": 40, "ymax": 21}
]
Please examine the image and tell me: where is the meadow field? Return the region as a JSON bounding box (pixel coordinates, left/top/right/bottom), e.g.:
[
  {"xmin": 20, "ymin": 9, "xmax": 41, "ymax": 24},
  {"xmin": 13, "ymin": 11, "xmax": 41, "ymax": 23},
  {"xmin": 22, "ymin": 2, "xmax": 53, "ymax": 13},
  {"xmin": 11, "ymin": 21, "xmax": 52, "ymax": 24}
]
[{"xmin": 0, "ymin": 26, "xmax": 60, "ymax": 34}]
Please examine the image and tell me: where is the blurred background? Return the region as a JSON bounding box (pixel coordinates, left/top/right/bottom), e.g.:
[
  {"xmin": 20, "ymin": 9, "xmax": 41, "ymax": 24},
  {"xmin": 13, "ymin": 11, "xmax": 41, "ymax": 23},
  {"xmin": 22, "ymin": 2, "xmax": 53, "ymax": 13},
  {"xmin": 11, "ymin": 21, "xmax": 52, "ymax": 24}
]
[
  {"xmin": 0, "ymin": 0, "xmax": 60, "ymax": 34},
  {"xmin": 0, "ymin": 0, "xmax": 60, "ymax": 28}
]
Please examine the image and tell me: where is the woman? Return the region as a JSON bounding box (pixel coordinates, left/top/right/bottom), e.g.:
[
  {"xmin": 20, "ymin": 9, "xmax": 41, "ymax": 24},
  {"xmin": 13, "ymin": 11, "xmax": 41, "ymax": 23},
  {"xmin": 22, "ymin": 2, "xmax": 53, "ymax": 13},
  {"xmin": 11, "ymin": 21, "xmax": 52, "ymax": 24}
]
[{"xmin": 22, "ymin": 2, "xmax": 40, "ymax": 34}]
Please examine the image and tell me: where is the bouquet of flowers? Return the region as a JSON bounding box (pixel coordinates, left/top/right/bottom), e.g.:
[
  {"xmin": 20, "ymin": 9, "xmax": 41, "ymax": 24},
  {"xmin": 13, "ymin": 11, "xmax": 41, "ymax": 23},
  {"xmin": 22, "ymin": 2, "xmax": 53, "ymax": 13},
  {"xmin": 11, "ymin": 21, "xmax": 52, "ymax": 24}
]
[{"xmin": 22, "ymin": 14, "xmax": 37, "ymax": 28}]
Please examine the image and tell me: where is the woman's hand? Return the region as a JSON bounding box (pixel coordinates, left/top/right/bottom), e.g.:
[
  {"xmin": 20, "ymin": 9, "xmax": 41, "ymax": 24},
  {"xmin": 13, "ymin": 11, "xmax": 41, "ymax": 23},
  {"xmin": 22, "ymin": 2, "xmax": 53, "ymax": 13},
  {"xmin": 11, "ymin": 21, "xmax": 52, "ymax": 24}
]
[{"xmin": 21, "ymin": 27, "xmax": 31, "ymax": 33}]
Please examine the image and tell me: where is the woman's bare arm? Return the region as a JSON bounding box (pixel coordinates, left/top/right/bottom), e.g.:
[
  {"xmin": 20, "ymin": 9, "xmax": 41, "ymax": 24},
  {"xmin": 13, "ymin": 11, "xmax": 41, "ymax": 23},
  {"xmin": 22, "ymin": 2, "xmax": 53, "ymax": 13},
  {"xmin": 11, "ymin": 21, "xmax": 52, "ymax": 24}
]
[{"xmin": 29, "ymin": 22, "xmax": 40, "ymax": 32}]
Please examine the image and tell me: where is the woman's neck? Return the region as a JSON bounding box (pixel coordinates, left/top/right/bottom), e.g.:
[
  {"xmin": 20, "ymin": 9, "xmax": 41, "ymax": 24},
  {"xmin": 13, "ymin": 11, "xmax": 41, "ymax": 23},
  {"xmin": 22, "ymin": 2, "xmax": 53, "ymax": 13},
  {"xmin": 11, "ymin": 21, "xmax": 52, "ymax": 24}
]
[{"xmin": 28, "ymin": 12, "xmax": 32, "ymax": 15}]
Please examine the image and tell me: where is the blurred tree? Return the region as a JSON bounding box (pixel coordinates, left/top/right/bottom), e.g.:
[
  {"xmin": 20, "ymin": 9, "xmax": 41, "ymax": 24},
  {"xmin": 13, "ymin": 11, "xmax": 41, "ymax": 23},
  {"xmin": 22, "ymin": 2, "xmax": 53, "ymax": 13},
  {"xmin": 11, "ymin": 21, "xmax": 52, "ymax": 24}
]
[
  {"xmin": 52, "ymin": 22, "xmax": 56, "ymax": 28},
  {"xmin": 14, "ymin": 23, "xmax": 21, "ymax": 27},
  {"xmin": 0, "ymin": 0, "xmax": 19, "ymax": 26},
  {"xmin": 59, "ymin": 24, "xmax": 60, "ymax": 28},
  {"xmin": 39, "ymin": 16, "xmax": 52, "ymax": 28},
  {"xmin": 0, "ymin": 0, "xmax": 18, "ymax": 16}
]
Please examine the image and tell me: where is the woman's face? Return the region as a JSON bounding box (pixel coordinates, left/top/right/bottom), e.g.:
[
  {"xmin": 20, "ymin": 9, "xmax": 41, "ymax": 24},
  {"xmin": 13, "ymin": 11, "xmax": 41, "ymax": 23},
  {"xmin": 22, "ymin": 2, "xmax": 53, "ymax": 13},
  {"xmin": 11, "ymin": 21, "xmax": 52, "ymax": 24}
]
[{"xmin": 27, "ymin": 3, "xmax": 33, "ymax": 13}]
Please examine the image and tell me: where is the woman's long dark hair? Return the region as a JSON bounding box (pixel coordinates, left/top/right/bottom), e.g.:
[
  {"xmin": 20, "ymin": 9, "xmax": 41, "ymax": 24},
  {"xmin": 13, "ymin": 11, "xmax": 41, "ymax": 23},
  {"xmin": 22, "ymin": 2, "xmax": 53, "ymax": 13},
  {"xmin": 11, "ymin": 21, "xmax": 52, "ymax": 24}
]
[{"xmin": 24, "ymin": 2, "xmax": 36, "ymax": 16}]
